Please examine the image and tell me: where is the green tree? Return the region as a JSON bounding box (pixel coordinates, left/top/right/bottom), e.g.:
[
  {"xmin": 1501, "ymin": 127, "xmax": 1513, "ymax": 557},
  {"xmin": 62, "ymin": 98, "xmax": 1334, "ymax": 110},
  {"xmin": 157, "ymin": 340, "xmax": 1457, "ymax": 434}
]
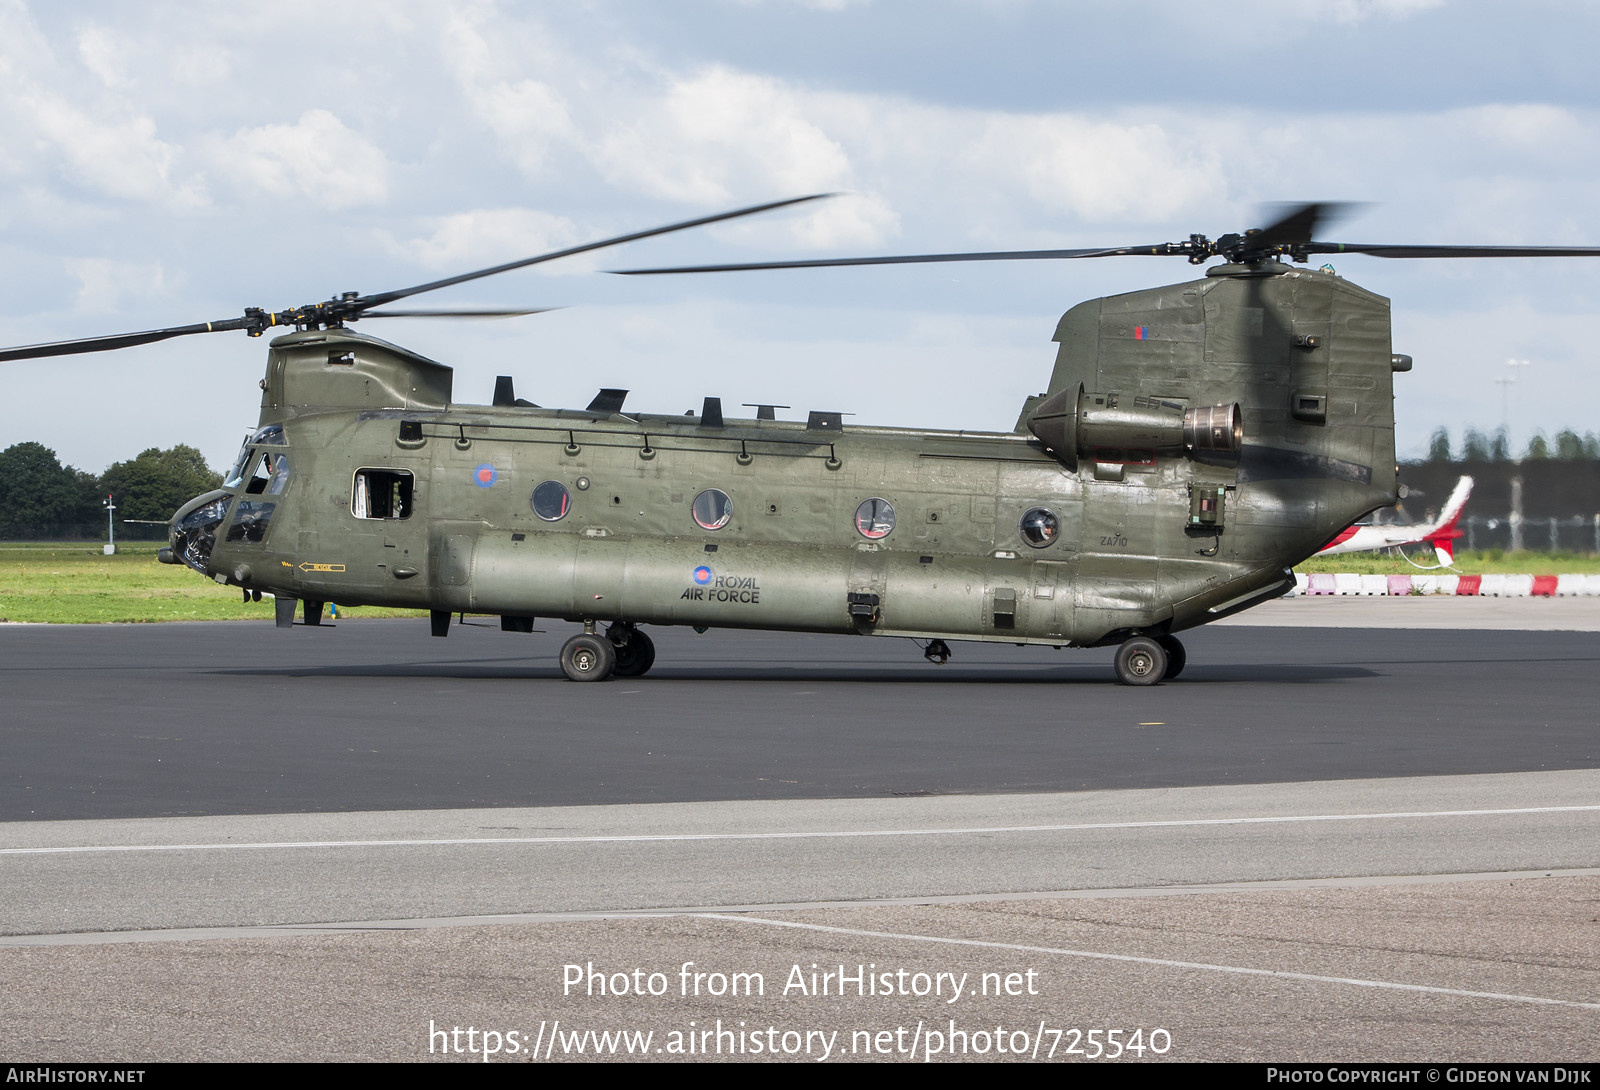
[
  {"xmin": 0, "ymin": 442, "xmax": 100, "ymax": 538},
  {"xmin": 1427, "ymin": 427, "xmax": 1452, "ymax": 461},
  {"xmin": 1555, "ymin": 429, "xmax": 1586, "ymax": 459},
  {"xmin": 1525, "ymin": 431, "xmax": 1550, "ymax": 459},
  {"xmin": 1462, "ymin": 427, "xmax": 1493, "ymax": 461},
  {"xmin": 99, "ymin": 445, "xmax": 222, "ymax": 538}
]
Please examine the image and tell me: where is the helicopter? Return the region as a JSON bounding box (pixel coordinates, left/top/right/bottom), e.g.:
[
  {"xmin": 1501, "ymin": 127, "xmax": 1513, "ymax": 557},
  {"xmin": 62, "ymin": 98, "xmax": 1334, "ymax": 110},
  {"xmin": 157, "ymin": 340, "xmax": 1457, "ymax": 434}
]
[{"xmin": 6, "ymin": 197, "xmax": 1599, "ymax": 684}]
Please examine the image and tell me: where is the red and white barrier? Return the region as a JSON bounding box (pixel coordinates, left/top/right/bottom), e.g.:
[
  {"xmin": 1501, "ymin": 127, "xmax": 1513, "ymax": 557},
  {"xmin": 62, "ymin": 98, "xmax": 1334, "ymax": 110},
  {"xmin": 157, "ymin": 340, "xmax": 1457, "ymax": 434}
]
[{"xmin": 1286, "ymin": 571, "xmax": 1599, "ymax": 597}]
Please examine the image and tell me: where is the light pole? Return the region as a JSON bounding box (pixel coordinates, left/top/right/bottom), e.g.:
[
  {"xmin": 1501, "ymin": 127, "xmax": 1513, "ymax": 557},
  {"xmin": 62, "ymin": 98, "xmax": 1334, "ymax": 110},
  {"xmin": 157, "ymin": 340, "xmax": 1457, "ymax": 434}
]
[
  {"xmin": 1505, "ymin": 360, "xmax": 1532, "ymax": 554},
  {"xmin": 1495, "ymin": 377, "xmax": 1516, "ymax": 452},
  {"xmin": 103, "ymin": 494, "xmax": 115, "ymax": 556},
  {"xmin": 1506, "ymin": 358, "xmax": 1532, "ymax": 451}
]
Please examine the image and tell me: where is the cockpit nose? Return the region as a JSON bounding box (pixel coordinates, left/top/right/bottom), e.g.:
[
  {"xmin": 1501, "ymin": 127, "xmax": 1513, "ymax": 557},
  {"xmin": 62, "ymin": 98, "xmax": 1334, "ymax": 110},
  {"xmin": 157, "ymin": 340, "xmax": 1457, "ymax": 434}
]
[{"xmin": 168, "ymin": 489, "xmax": 230, "ymax": 574}]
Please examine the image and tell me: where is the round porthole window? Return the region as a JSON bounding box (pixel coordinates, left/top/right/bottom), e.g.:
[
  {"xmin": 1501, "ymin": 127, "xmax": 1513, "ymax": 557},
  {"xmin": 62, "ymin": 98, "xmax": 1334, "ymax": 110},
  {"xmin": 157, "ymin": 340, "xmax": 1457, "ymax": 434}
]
[
  {"xmin": 692, "ymin": 488, "xmax": 733, "ymax": 530},
  {"xmin": 1020, "ymin": 507, "xmax": 1060, "ymax": 548},
  {"xmin": 531, "ymin": 480, "xmax": 571, "ymax": 521},
  {"xmin": 854, "ymin": 498, "xmax": 895, "ymax": 539}
]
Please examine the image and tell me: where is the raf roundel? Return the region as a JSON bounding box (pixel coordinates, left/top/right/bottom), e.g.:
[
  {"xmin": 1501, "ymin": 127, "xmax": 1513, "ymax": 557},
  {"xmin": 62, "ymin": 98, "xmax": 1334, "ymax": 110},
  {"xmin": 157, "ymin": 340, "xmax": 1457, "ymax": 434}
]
[
  {"xmin": 473, "ymin": 463, "xmax": 498, "ymax": 488},
  {"xmin": 693, "ymin": 566, "xmax": 714, "ymax": 586}
]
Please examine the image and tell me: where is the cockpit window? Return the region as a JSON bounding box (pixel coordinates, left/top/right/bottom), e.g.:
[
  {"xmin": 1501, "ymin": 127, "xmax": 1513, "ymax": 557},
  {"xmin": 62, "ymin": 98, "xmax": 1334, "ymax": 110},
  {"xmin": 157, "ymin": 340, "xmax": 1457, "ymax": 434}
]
[
  {"xmin": 225, "ymin": 442, "xmax": 253, "ymax": 489},
  {"xmin": 173, "ymin": 495, "xmax": 228, "ymax": 574},
  {"xmin": 224, "ymin": 425, "xmax": 289, "ymax": 489},
  {"xmin": 353, "ymin": 469, "xmax": 413, "ymax": 520},
  {"xmin": 243, "ymin": 452, "xmax": 272, "ymax": 494},
  {"xmin": 265, "ymin": 453, "xmax": 291, "ymax": 495},
  {"xmin": 225, "ymin": 501, "xmax": 276, "ymax": 544}
]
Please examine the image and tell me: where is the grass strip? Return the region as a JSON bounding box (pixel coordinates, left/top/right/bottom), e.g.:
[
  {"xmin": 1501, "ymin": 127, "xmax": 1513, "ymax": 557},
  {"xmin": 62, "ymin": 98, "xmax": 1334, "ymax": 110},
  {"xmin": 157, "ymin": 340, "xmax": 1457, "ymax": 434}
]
[{"xmin": 4, "ymin": 543, "xmax": 1599, "ymax": 624}]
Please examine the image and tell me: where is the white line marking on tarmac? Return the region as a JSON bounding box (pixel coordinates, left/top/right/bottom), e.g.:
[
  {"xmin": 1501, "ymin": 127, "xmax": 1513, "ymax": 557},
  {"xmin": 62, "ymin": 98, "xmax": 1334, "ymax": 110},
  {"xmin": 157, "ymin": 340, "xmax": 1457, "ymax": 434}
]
[
  {"xmin": 701, "ymin": 914, "xmax": 1600, "ymax": 1012},
  {"xmin": 5, "ymin": 804, "xmax": 1600, "ymax": 856},
  {"xmin": 6, "ymin": 868, "xmax": 1600, "ymax": 945}
]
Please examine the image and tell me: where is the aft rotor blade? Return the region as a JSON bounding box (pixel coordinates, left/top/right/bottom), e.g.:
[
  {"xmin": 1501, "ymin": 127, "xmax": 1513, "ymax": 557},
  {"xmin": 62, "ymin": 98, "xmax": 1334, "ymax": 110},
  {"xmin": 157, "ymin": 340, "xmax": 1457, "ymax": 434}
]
[
  {"xmin": 1302, "ymin": 242, "xmax": 1600, "ymax": 259},
  {"xmin": 358, "ymin": 194, "xmax": 833, "ymax": 308},
  {"xmin": 360, "ymin": 306, "xmax": 563, "ymax": 319},
  {"xmin": 0, "ymin": 318, "xmax": 249, "ymax": 362},
  {"xmin": 1250, "ymin": 202, "xmax": 1358, "ymax": 249},
  {"xmin": 611, "ymin": 246, "xmax": 1168, "ymax": 274}
]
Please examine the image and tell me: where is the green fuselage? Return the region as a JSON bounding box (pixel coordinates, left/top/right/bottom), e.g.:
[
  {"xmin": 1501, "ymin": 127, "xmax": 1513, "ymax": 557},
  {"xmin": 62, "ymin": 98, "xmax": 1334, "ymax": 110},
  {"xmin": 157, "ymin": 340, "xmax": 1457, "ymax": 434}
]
[{"xmin": 177, "ymin": 260, "xmax": 1400, "ymax": 650}]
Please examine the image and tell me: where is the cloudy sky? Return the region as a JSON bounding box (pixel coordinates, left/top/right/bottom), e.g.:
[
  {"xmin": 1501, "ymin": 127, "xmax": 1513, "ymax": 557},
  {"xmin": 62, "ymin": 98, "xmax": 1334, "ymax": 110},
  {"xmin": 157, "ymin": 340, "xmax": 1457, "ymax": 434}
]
[{"xmin": 3, "ymin": 0, "xmax": 1599, "ymax": 473}]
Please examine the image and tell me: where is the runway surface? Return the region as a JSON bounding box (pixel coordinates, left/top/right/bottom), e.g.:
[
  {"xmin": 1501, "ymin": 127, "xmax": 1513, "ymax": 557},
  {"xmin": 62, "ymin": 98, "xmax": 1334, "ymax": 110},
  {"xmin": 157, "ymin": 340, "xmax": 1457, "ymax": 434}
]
[
  {"xmin": 2, "ymin": 616, "xmax": 1598, "ymax": 820},
  {"xmin": 3, "ymin": 609, "xmax": 1598, "ymax": 1061}
]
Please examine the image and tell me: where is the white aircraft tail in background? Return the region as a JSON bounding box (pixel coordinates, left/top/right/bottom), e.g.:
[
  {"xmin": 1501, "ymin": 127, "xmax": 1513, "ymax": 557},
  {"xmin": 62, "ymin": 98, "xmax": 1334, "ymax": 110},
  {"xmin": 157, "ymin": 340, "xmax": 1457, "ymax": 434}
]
[{"xmin": 1317, "ymin": 476, "xmax": 1473, "ymax": 567}]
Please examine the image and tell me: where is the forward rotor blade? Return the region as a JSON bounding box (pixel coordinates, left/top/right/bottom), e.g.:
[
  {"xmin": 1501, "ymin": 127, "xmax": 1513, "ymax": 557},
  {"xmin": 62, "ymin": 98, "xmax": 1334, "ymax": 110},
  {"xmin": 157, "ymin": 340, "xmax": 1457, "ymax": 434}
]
[
  {"xmin": 359, "ymin": 194, "xmax": 833, "ymax": 309},
  {"xmin": 611, "ymin": 246, "xmax": 1166, "ymax": 274},
  {"xmin": 0, "ymin": 198, "xmax": 825, "ymax": 363},
  {"xmin": 0, "ymin": 319, "xmax": 249, "ymax": 363},
  {"xmin": 360, "ymin": 306, "xmax": 563, "ymax": 319},
  {"xmin": 1302, "ymin": 242, "xmax": 1600, "ymax": 259}
]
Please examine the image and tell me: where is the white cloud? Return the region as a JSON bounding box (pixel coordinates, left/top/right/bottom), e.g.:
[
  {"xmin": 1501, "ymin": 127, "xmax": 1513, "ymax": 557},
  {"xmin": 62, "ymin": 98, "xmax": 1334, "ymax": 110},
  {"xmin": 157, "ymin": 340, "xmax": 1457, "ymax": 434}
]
[
  {"xmin": 970, "ymin": 113, "xmax": 1228, "ymax": 223},
  {"xmin": 594, "ymin": 67, "xmax": 853, "ymax": 204},
  {"xmin": 440, "ymin": 9, "xmax": 574, "ymax": 177},
  {"xmin": 66, "ymin": 257, "xmax": 169, "ymax": 313},
  {"xmin": 473, "ymin": 77, "xmax": 574, "ymax": 175},
  {"xmin": 4, "ymin": 0, "xmax": 1600, "ymax": 471},
  {"xmin": 789, "ymin": 192, "xmax": 899, "ymax": 249},
  {"xmin": 393, "ymin": 208, "xmax": 583, "ymax": 271},
  {"xmin": 1318, "ymin": 0, "xmax": 1446, "ymax": 25},
  {"xmin": 167, "ymin": 46, "xmax": 231, "ymax": 88},
  {"xmin": 76, "ymin": 25, "xmax": 126, "ymax": 88},
  {"xmin": 213, "ymin": 109, "xmax": 388, "ymax": 209},
  {"xmin": 1465, "ymin": 103, "xmax": 1593, "ymax": 158},
  {"xmin": 10, "ymin": 83, "xmax": 199, "ymax": 205},
  {"xmin": 727, "ymin": 0, "xmax": 868, "ymax": 8}
]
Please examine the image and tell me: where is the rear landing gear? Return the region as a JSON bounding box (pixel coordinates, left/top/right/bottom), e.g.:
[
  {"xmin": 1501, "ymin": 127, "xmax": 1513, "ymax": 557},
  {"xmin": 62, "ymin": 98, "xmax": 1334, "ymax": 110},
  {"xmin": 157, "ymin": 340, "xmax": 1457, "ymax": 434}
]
[
  {"xmin": 609, "ymin": 623, "xmax": 657, "ymax": 677},
  {"xmin": 923, "ymin": 639, "xmax": 951, "ymax": 665},
  {"xmin": 560, "ymin": 633, "xmax": 615, "ymax": 682},
  {"xmin": 1114, "ymin": 636, "xmax": 1168, "ymax": 686},
  {"xmin": 1156, "ymin": 634, "xmax": 1186, "ymax": 680}
]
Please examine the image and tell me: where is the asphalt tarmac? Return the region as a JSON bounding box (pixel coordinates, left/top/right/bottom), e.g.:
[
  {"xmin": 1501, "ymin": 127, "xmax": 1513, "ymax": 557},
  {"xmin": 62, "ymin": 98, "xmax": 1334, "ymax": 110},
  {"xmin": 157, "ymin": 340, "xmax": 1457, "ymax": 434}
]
[
  {"xmin": 2, "ymin": 605, "xmax": 1598, "ymax": 1062},
  {"xmin": 2, "ymin": 610, "xmax": 1598, "ymax": 820}
]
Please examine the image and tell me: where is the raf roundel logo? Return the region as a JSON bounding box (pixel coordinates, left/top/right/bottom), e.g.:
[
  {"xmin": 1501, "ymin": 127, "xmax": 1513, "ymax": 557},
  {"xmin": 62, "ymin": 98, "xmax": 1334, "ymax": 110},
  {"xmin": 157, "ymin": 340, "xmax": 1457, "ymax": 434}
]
[
  {"xmin": 693, "ymin": 565, "xmax": 714, "ymax": 585},
  {"xmin": 473, "ymin": 463, "xmax": 498, "ymax": 488}
]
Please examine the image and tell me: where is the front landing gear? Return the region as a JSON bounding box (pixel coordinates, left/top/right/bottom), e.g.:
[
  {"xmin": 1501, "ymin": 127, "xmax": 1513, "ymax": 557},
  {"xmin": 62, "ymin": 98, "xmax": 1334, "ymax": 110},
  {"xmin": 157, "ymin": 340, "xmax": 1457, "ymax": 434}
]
[
  {"xmin": 1113, "ymin": 636, "xmax": 1168, "ymax": 686},
  {"xmin": 560, "ymin": 633, "xmax": 615, "ymax": 682}
]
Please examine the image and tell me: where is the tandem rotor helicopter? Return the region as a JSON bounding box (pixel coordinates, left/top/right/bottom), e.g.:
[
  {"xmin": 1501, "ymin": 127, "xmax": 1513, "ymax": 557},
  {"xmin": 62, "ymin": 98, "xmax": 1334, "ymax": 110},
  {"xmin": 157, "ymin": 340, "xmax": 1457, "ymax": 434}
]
[{"xmin": 6, "ymin": 195, "xmax": 1598, "ymax": 684}]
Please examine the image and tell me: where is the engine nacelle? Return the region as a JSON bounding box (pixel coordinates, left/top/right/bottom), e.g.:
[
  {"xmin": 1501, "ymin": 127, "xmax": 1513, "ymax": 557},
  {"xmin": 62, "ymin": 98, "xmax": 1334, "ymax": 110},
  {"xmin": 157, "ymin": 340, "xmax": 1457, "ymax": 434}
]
[{"xmin": 1026, "ymin": 384, "xmax": 1242, "ymax": 469}]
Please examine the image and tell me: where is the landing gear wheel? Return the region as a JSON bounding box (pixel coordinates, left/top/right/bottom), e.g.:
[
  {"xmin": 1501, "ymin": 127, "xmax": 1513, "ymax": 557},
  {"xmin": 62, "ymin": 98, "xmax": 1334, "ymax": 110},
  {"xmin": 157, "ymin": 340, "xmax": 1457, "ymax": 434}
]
[
  {"xmin": 560, "ymin": 633, "xmax": 616, "ymax": 682},
  {"xmin": 611, "ymin": 628, "xmax": 657, "ymax": 677},
  {"xmin": 1114, "ymin": 636, "xmax": 1168, "ymax": 686},
  {"xmin": 1156, "ymin": 634, "xmax": 1186, "ymax": 680}
]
